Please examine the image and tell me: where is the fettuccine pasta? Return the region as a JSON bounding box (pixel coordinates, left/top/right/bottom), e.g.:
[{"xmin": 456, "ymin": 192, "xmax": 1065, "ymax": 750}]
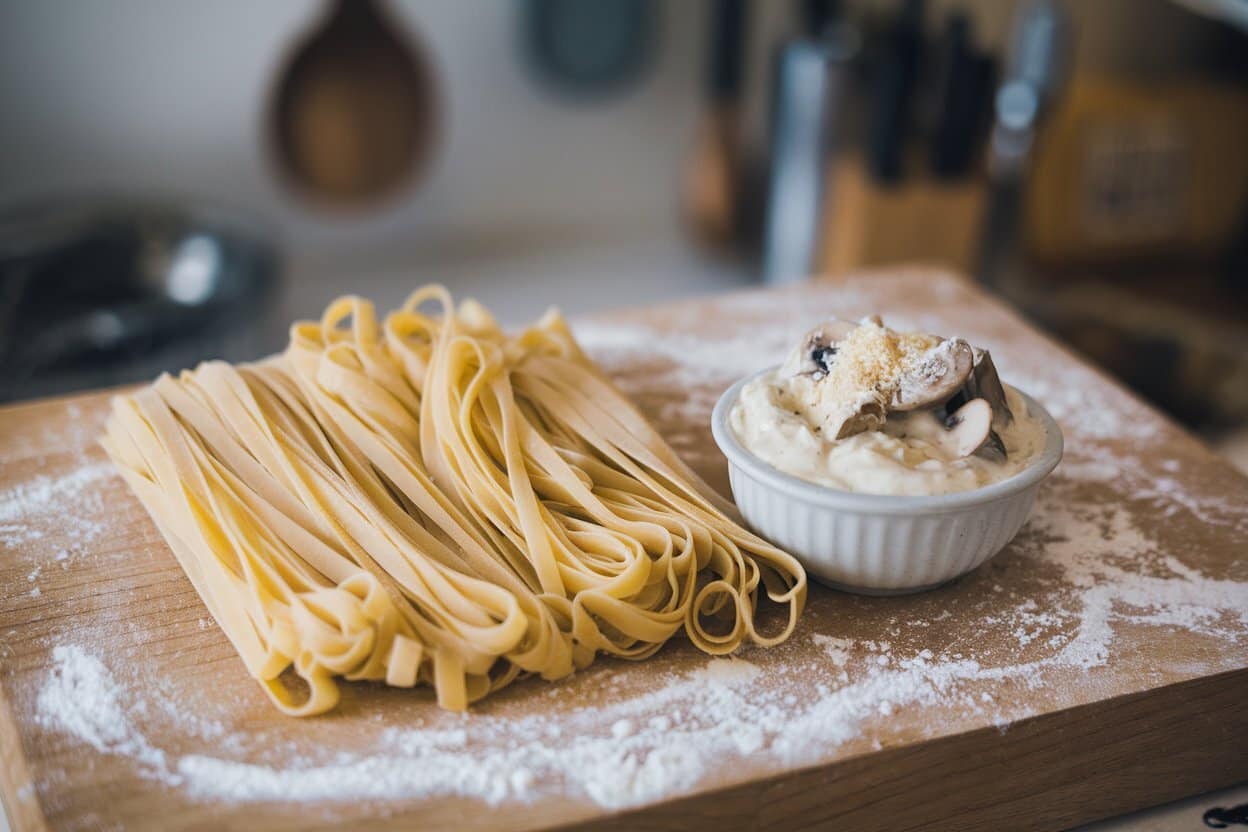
[{"xmin": 102, "ymin": 286, "xmax": 806, "ymax": 714}]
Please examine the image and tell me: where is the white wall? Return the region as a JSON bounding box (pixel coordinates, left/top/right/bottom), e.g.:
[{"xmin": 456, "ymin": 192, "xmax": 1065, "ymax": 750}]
[
  {"xmin": 0, "ymin": 0, "xmax": 1225, "ymax": 280},
  {"xmin": 0, "ymin": 1, "xmax": 705, "ymax": 271}
]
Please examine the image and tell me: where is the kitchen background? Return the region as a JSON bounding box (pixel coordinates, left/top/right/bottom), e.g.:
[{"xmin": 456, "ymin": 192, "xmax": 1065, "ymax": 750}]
[
  {"xmin": 1, "ymin": 0, "xmax": 1245, "ymax": 449},
  {"xmin": 0, "ymin": 0, "xmax": 1243, "ymax": 404},
  {"xmin": 2, "ymin": 1, "xmax": 1248, "ymax": 449},
  {"xmin": 1, "ymin": 1, "xmax": 1247, "ymax": 828}
]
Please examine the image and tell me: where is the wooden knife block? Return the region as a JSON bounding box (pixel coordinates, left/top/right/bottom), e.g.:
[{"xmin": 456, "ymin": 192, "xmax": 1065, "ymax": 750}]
[{"xmin": 816, "ymin": 153, "xmax": 987, "ymax": 276}]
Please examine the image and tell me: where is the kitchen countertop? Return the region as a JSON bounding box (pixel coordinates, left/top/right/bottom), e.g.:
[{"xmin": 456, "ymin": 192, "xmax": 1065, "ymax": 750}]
[{"xmin": 2, "ymin": 269, "xmax": 1246, "ymax": 831}]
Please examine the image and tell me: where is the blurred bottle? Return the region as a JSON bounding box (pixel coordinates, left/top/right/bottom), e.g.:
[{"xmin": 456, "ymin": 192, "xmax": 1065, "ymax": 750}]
[{"xmin": 762, "ymin": 5, "xmax": 859, "ymax": 284}]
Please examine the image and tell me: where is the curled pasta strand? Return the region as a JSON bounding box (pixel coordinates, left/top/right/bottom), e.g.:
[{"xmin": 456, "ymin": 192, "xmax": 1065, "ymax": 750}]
[{"xmin": 102, "ymin": 285, "xmax": 807, "ymax": 715}]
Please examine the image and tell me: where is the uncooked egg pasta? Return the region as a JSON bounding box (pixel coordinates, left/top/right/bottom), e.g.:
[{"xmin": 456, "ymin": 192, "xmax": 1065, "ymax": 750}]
[{"xmin": 102, "ymin": 286, "xmax": 806, "ymax": 715}]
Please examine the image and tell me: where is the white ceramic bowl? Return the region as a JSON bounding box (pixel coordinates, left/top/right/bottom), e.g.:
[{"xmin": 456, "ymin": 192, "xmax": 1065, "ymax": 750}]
[{"xmin": 711, "ymin": 368, "xmax": 1064, "ymax": 595}]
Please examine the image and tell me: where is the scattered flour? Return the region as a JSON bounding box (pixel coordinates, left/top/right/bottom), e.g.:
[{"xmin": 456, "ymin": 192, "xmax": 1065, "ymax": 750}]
[
  {"xmin": 610, "ymin": 718, "xmax": 635, "ymax": 739},
  {"xmin": 573, "ymin": 317, "xmax": 816, "ymax": 460},
  {"xmin": 37, "ymin": 504, "xmax": 1248, "ymax": 814},
  {"xmin": 35, "ymin": 646, "xmax": 173, "ymax": 780},
  {"xmin": 0, "ymin": 462, "xmax": 113, "ymax": 549},
  {"xmin": 0, "ymin": 463, "xmax": 115, "ymax": 526},
  {"xmin": 14, "ymin": 277, "xmax": 1248, "ymax": 816},
  {"xmin": 38, "ymin": 650, "xmax": 776, "ymax": 809},
  {"xmin": 812, "ymin": 635, "xmax": 852, "ymax": 667}
]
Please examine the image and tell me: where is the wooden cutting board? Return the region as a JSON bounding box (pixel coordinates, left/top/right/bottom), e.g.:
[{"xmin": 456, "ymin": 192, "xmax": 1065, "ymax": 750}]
[{"xmin": 2, "ymin": 270, "xmax": 1246, "ymax": 832}]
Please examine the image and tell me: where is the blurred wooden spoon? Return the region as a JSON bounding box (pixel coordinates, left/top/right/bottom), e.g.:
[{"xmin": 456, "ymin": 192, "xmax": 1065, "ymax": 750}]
[{"xmin": 270, "ymin": 0, "xmax": 438, "ymax": 209}]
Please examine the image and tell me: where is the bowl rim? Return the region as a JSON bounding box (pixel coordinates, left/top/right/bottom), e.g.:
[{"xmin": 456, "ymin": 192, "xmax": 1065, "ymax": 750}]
[{"xmin": 710, "ymin": 366, "xmax": 1064, "ymax": 515}]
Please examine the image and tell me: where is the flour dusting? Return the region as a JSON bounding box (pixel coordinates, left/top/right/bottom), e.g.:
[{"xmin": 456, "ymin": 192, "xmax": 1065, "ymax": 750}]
[
  {"xmin": 0, "ymin": 463, "xmax": 115, "ymax": 525},
  {"xmin": 11, "ymin": 276, "xmax": 1248, "ymax": 818},
  {"xmin": 36, "ymin": 498, "xmax": 1248, "ymax": 813},
  {"xmin": 0, "ymin": 462, "xmax": 113, "ymax": 549},
  {"xmin": 35, "ymin": 646, "xmax": 174, "ymax": 780}
]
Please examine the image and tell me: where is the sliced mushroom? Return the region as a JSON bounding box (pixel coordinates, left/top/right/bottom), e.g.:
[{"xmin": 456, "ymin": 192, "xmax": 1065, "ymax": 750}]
[
  {"xmin": 971, "ymin": 349, "xmax": 1013, "ymax": 426},
  {"xmin": 942, "ymin": 397, "xmax": 994, "ymax": 457},
  {"xmin": 945, "ymin": 348, "xmax": 1013, "ymax": 429},
  {"xmin": 832, "ymin": 396, "xmax": 887, "ymax": 439},
  {"xmin": 980, "ymin": 429, "xmax": 1008, "ymax": 462},
  {"xmin": 780, "ymin": 318, "xmax": 858, "ymax": 377},
  {"xmin": 890, "ymin": 338, "xmax": 975, "ymax": 412}
]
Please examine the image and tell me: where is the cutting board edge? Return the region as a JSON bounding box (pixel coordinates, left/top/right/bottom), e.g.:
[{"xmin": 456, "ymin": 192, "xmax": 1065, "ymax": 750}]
[
  {"xmin": 0, "ymin": 678, "xmax": 50, "ymax": 832},
  {"xmin": 552, "ymin": 666, "xmax": 1248, "ymax": 832}
]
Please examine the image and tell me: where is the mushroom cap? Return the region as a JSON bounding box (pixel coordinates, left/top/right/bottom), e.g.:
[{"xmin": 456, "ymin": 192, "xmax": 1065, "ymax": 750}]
[
  {"xmin": 780, "ymin": 318, "xmax": 859, "ymax": 377},
  {"xmin": 941, "ymin": 348, "xmax": 1014, "ymax": 432},
  {"xmin": 891, "ymin": 338, "xmax": 975, "ymax": 412},
  {"xmin": 969, "ymin": 349, "xmax": 1014, "ymax": 428}
]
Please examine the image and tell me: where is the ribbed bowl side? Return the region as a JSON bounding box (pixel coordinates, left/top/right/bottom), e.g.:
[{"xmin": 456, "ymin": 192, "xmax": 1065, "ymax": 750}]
[{"xmin": 728, "ymin": 463, "xmax": 1043, "ymax": 594}]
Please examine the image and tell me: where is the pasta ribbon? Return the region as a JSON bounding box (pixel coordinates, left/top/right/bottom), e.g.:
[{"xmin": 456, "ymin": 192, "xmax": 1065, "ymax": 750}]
[{"xmin": 102, "ymin": 287, "xmax": 806, "ymax": 714}]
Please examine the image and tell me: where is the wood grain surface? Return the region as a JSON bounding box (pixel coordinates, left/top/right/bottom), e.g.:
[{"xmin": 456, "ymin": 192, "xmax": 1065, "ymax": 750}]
[{"xmin": 1, "ymin": 270, "xmax": 1246, "ymax": 831}]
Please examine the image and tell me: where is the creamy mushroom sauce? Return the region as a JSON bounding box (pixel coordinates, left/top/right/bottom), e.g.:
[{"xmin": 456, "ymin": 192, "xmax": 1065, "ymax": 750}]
[
  {"xmin": 729, "ymin": 319, "xmax": 1048, "ymax": 496},
  {"xmin": 732, "ymin": 377, "xmax": 1044, "ymax": 495}
]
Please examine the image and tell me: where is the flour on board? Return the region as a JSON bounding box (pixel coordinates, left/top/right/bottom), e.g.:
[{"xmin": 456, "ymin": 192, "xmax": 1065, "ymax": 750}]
[
  {"xmin": 34, "ymin": 493, "xmax": 1248, "ymax": 812},
  {"xmin": 0, "ymin": 462, "xmax": 113, "ymax": 550},
  {"xmin": 35, "ymin": 646, "xmax": 172, "ymax": 778},
  {"xmin": 11, "ymin": 278, "xmax": 1248, "ymax": 814}
]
